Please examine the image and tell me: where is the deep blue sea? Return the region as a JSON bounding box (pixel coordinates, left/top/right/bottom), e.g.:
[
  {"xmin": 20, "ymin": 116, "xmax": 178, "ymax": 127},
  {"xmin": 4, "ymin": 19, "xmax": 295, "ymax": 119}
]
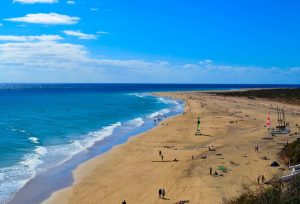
[{"xmin": 0, "ymin": 83, "xmax": 299, "ymax": 203}]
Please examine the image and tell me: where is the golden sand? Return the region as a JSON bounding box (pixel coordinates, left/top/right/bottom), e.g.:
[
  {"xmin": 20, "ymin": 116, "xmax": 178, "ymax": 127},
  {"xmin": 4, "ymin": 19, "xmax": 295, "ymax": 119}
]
[{"xmin": 43, "ymin": 92, "xmax": 300, "ymax": 204}]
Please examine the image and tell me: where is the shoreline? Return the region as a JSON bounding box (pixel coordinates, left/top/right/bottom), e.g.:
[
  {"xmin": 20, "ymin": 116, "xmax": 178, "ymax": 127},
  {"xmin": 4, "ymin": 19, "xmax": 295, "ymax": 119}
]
[
  {"xmin": 43, "ymin": 110, "xmax": 186, "ymax": 204},
  {"xmin": 42, "ymin": 90, "xmax": 300, "ymax": 203},
  {"xmin": 8, "ymin": 94, "xmax": 184, "ymax": 204}
]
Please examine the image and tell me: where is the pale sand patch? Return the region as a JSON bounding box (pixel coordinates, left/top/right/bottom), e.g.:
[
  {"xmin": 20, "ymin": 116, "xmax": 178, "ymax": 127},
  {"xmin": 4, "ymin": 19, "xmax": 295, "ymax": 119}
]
[{"xmin": 43, "ymin": 92, "xmax": 300, "ymax": 204}]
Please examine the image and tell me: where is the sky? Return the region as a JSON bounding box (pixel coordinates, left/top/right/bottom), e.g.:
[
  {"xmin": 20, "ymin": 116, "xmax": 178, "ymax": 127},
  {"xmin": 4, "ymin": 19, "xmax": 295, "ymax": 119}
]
[{"xmin": 0, "ymin": 0, "xmax": 299, "ymax": 83}]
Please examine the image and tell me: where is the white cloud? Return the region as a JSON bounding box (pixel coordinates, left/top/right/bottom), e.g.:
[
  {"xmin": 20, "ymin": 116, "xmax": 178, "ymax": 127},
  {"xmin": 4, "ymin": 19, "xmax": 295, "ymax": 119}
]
[
  {"xmin": 198, "ymin": 59, "xmax": 213, "ymax": 65},
  {"xmin": 0, "ymin": 41, "xmax": 91, "ymax": 71},
  {"xmin": 0, "ymin": 35, "xmax": 63, "ymax": 42},
  {"xmin": 63, "ymin": 30, "xmax": 97, "ymax": 39},
  {"xmin": 97, "ymin": 31, "xmax": 109, "ymax": 35},
  {"xmin": 5, "ymin": 13, "xmax": 80, "ymax": 25},
  {"xmin": 13, "ymin": 0, "xmax": 58, "ymax": 3},
  {"xmin": 90, "ymin": 8, "xmax": 98, "ymax": 11},
  {"xmin": 0, "ymin": 40, "xmax": 298, "ymax": 83},
  {"xmin": 66, "ymin": 0, "xmax": 75, "ymax": 5}
]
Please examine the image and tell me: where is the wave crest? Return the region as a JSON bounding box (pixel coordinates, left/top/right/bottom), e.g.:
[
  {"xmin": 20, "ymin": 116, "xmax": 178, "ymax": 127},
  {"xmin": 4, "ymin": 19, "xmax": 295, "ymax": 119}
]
[{"xmin": 28, "ymin": 137, "xmax": 39, "ymax": 144}]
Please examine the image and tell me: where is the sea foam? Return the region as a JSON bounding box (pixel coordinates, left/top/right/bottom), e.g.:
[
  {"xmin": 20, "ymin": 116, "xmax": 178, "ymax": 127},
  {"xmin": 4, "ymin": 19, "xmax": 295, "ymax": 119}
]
[
  {"xmin": 127, "ymin": 117, "xmax": 144, "ymax": 127},
  {"xmin": 28, "ymin": 137, "xmax": 39, "ymax": 144},
  {"xmin": 149, "ymin": 109, "xmax": 171, "ymax": 118},
  {"xmin": 127, "ymin": 92, "xmax": 150, "ymax": 98},
  {"xmin": 0, "ymin": 122, "xmax": 122, "ymax": 204}
]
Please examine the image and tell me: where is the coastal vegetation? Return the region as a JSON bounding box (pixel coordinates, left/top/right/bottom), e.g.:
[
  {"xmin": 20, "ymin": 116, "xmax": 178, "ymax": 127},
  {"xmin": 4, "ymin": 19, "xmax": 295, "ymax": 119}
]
[
  {"xmin": 281, "ymin": 139, "xmax": 300, "ymax": 166},
  {"xmin": 224, "ymin": 175, "xmax": 300, "ymax": 204},
  {"xmin": 225, "ymin": 139, "xmax": 300, "ymax": 204},
  {"xmin": 210, "ymin": 88, "xmax": 300, "ymax": 104}
]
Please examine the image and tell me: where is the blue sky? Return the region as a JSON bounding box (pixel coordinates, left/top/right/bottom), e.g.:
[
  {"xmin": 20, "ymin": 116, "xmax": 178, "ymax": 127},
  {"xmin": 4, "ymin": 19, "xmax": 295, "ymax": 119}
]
[{"xmin": 0, "ymin": 0, "xmax": 299, "ymax": 83}]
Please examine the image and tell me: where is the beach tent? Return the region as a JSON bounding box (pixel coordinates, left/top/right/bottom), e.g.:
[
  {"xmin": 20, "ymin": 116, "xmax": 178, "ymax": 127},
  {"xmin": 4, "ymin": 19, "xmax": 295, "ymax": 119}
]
[
  {"xmin": 218, "ymin": 166, "xmax": 226, "ymax": 171},
  {"xmin": 270, "ymin": 161, "xmax": 280, "ymax": 167}
]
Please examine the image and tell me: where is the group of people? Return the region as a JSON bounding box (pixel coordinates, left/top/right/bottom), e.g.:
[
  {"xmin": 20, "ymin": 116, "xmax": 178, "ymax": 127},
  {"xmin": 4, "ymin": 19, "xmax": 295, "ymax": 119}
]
[
  {"xmin": 121, "ymin": 188, "xmax": 168, "ymax": 203},
  {"xmin": 158, "ymin": 188, "xmax": 166, "ymax": 199},
  {"xmin": 154, "ymin": 115, "xmax": 167, "ymax": 125}
]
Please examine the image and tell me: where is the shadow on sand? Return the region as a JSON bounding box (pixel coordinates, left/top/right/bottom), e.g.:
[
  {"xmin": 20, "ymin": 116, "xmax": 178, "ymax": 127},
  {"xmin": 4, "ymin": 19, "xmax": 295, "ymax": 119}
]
[{"xmin": 151, "ymin": 160, "xmax": 178, "ymax": 163}]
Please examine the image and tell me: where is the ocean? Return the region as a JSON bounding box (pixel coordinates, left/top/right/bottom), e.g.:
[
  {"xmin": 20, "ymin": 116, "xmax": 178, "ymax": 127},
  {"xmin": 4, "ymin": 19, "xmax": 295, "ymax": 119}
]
[{"xmin": 0, "ymin": 83, "xmax": 299, "ymax": 204}]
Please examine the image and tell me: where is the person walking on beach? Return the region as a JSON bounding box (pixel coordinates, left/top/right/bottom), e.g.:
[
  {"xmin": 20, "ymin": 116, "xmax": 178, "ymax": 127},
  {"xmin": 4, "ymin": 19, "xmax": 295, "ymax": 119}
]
[
  {"xmin": 262, "ymin": 175, "xmax": 265, "ymax": 183},
  {"xmin": 210, "ymin": 167, "xmax": 212, "ymax": 175},
  {"xmin": 122, "ymin": 200, "xmax": 126, "ymax": 204},
  {"xmin": 159, "ymin": 188, "xmax": 163, "ymax": 198},
  {"xmin": 161, "ymin": 155, "xmax": 164, "ymax": 161},
  {"xmin": 159, "ymin": 150, "xmax": 162, "ymax": 157},
  {"xmin": 162, "ymin": 189, "xmax": 166, "ymax": 199}
]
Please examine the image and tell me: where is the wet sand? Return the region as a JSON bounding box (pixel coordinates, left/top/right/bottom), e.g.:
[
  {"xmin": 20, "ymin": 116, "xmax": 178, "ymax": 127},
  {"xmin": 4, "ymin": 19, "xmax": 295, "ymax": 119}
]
[{"xmin": 43, "ymin": 92, "xmax": 300, "ymax": 204}]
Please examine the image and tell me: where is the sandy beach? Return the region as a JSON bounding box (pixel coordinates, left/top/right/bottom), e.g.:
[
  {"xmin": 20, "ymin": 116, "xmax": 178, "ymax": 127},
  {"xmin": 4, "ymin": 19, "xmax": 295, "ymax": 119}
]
[{"xmin": 43, "ymin": 91, "xmax": 300, "ymax": 204}]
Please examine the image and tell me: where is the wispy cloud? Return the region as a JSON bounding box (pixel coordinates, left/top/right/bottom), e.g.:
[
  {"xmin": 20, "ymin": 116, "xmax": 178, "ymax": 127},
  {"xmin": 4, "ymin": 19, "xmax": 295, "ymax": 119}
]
[
  {"xmin": 289, "ymin": 67, "xmax": 300, "ymax": 74},
  {"xmin": 90, "ymin": 8, "xmax": 98, "ymax": 11},
  {"xmin": 0, "ymin": 35, "xmax": 62, "ymax": 42},
  {"xmin": 97, "ymin": 31, "xmax": 109, "ymax": 35},
  {"xmin": 13, "ymin": 0, "xmax": 58, "ymax": 4},
  {"xmin": 5, "ymin": 13, "xmax": 80, "ymax": 25},
  {"xmin": 63, "ymin": 30, "xmax": 97, "ymax": 39},
  {"xmin": 66, "ymin": 0, "xmax": 75, "ymax": 5}
]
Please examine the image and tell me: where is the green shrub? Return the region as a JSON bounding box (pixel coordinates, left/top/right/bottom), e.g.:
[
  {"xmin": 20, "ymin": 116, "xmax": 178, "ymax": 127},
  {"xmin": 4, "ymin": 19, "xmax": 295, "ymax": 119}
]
[
  {"xmin": 282, "ymin": 140, "xmax": 300, "ymax": 165},
  {"xmin": 224, "ymin": 175, "xmax": 300, "ymax": 204}
]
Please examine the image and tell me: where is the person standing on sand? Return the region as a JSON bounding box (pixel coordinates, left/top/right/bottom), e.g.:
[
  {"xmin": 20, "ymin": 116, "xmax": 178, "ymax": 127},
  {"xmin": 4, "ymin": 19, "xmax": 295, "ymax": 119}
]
[
  {"xmin": 122, "ymin": 200, "xmax": 126, "ymax": 204},
  {"xmin": 210, "ymin": 167, "xmax": 212, "ymax": 175},
  {"xmin": 159, "ymin": 188, "xmax": 162, "ymax": 198},
  {"xmin": 162, "ymin": 189, "xmax": 166, "ymax": 199},
  {"xmin": 159, "ymin": 150, "xmax": 162, "ymax": 157},
  {"xmin": 161, "ymin": 155, "xmax": 164, "ymax": 161}
]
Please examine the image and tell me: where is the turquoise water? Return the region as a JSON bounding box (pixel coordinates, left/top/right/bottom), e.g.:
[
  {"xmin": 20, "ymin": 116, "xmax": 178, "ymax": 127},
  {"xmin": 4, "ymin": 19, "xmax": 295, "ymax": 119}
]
[
  {"xmin": 0, "ymin": 84, "xmax": 184, "ymax": 203},
  {"xmin": 0, "ymin": 83, "xmax": 299, "ymax": 203}
]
